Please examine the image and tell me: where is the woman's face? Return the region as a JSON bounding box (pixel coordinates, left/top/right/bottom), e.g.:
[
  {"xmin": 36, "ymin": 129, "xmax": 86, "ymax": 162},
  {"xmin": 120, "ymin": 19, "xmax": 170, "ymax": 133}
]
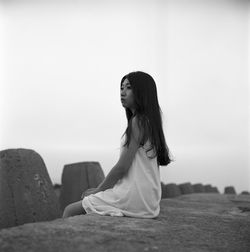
[{"xmin": 120, "ymin": 78, "xmax": 135, "ymax": 112}]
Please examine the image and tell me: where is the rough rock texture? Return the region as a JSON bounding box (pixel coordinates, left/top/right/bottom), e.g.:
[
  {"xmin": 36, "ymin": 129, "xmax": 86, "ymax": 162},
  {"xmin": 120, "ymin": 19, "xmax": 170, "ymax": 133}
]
[
  {"xmin": 60, "ymin": 162, "xmax": 105, "ymax": 211},
  {"xmin": 224, "ymin": 186, "xmax": 237, "ymax": 194},
  {"xmin": 0, "ymin": 149, "xmax": 61, "ymax": 229},
  {"xmin": 164, "ymin": 183, "xmax": 182, "ymax": 198},
  {"xmin": 228, "ymin": 194, "xmax": 250, "ymax": 211},
  {"xmin": 53, "ymin": 184, "xmax": 61, "ymax": 199},
  {"xmin": 211, "ymin": 186, "xmax": 219, "ymax": 193},
  {"xmin": 204, "ymin": 184, "xmax": 213, "ymax": 193},
  {"xmin": 0, "ymin": 193, "xmax": 249, "ymax": 252},
  {"xmin": 192, "ymin": 183, "xmax": 205, "ymax": 193},
  {"xmin": 179, "ymin": 182, "xmax": 194, "ymax": 194},
  {"xmin": 241, "ymin": 191, "xmax": 250, "ymax": 195},
  {"xmin": 160, "ymin": 182, "xmax": 167, "ymax": 198}
]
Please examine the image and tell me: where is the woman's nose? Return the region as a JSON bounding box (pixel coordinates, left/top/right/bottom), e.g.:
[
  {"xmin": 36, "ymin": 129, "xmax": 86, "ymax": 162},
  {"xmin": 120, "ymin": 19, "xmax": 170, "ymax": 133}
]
[{"xmin": 121, "ymin": 89, "xmax": 126, "ymax": 97}]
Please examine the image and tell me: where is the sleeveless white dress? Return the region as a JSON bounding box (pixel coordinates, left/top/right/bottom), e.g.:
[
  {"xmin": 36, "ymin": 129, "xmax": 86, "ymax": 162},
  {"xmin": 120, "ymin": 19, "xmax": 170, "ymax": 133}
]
[{"xmin": 82, "ymin": 138, "xmax": 161, "ymax": 218}]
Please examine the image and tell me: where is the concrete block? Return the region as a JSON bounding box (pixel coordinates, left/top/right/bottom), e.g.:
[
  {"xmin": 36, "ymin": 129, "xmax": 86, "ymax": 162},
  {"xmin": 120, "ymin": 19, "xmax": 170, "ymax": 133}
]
[
  {"xmin": 211, "ymin": 186, "xmax": 219, "ymax": 193},
  {"xmin": 192, "ymin": 183, "xmax": 205, "ymax": 193},
  {"xmin": 179, "ymin": 182, "xmax": 194, "ymax": 195},
  {"xmin": 161, "ymin": 182, "xmax": 167, "ymax": 199},
  {"xmin": 165, "ymin": 183, "xmax": 182, "ymax": 198},
  {"xmin": 60, "ymin": 162, "xmax": 105, "ymax": 210},
  {"xmin": 241, "ymin": 191, "xmax": 250, "ymax": 195},
  {"xmin": 204, "ymin": 184, "xmax": 213, "ymax": 193},
  {"xmin": 224, "ymin": 186, "xmax": 236, "ymax": 195},
  {"xmin": 0, "ymin": 149, "xmax": 61, "ymax": 229}
]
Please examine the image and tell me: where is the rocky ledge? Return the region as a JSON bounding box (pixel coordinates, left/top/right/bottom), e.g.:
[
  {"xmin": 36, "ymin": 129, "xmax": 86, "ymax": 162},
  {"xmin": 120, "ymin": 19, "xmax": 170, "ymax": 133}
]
[{"xmin": 0, "ymin": 193, "xmax": 249, "ymax": 252}]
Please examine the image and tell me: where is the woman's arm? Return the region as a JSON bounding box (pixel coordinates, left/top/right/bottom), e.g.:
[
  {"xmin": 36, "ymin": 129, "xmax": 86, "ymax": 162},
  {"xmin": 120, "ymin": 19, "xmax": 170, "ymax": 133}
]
[{"xmin": 96, "ymin": 116, "xmax": 142, "ymax": 192}]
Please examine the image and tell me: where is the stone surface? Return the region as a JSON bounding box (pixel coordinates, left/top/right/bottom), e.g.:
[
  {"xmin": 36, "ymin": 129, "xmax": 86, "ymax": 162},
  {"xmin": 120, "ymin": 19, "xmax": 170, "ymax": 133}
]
[
  {"xmin": 179, "ymin": 182, "xmax": 194, "ymax": 194},
  {"xmin": 211, "ymin": 186, "xmax": 219, "ymax": 193},
  {"xmin": 164, "ymin": 183, "xmax": 182, "ymax": 198},
  {"xmin": 0, "ymin": 194, "xmax": 249, "ymax": 252},
  {"xmin": 60, "ymin": 162, "xmax": 105, "ymax": 211},
  {"xmin": 0, "ymin": 149, "xmax": 61, "ymax": 229},
  {"xmin": 53, "ymin": 184, "xmax": 61, "ymax": 199},
  {"xmin": 192, "ymin": 183, "xmax": 205, "ymax": 193},
  {"xmin": 228, "ymin": 194, "xmax": 250, "ymax": 211},
  {"xmin": 241, "ymin": 191, "xmax": 250, "ymax": 195},
  {"xmin": 161, "ymin": 182, "xmax": 167, "ymax": 198},
  {"xmin": 204, "ymin": 184, "xmax": 213, "ymax": 193},
  {"xmin": 224, "ymin": 186, "xmax": 237, "ymax": 194}
]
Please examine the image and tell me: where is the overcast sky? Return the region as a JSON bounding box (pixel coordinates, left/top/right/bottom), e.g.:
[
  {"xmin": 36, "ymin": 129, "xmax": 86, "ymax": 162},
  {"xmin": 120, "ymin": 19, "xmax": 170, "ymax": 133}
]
[{"xmin": 0, "ymin": 0, "xmax": 249, "ymax": 193}]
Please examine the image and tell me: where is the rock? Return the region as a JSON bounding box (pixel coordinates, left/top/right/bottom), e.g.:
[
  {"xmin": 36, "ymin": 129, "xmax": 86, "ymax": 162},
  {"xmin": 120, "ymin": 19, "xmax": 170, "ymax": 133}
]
[
  {"xmin": 192, "ymin": 183, "xmax": 205, "ymax": 193},
  {"xmin": 53, "ymin": 184, "xmax": 61, "ymax": 199},
  {"xmin": 0, "ymin": 194, "xmax": 249, "ymax": 252},
  {"xmin": 161, "ymin": 182, "xmax": 167, "ymax": 198},
  {"xmin": 241, "ymin": 191, "xmax": 250, "ymax": 195},
  {"xmin": 204, "ymin": 184, "xmax": 213, "ymax": 193},
  {"xmin": 179, "ymin": 182, "xmax": 194, "ymax": 194},
  {"xmin": 229, "ymin": 194, "xmax": 250, "ymax": 210},
  {"xmin": 224, "ymin": 186, "xmax": 237, "ymax": 195},
  {"xmin": 164, "ymin": 183, "xmax": 182, "ymax": 198},
  {"xmin": 0, "ymin": 149, "xmax": 61, "ymax": 229},
  {"xmin": 60, "ymin": 162, "xmax": 105, "ymax": 211},
  {"xmin": 211, "ymin": 186, "xmax": 219, "ymax": 193}
]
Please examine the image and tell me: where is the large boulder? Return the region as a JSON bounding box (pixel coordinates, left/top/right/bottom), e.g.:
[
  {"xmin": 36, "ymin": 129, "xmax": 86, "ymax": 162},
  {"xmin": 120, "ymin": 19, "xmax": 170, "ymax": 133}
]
[
  {"xmin": 211, "ymin": 186, "xmax": 219, "ymax": 193},
  {"xmin": 179, "ymin": 182, "xmax": 194, "ymax": 194},
  {"xmin": 53, "ymin": 184, "xmax": 62, "ymax": 199},
  {"xmin": 204, "ymin": 184, "xmax": 214, "ymax": 193},
  {"xmin": 241, "ymin": 191, "xmax": 250, "ymax": 195},
  {"xmin": 224, "ymin": 186, "xmax": 237, "ymax": 195},
  {"xmin": 0, "ymin": 194, "xmax": 249, "ymax": 252},
  {"xmin": 60, "ymin": 162, "xmax": 105, "ymax": 211},
  {"xmin": 0, "ymin": 149, "xmax": 61, "ymax": 229},
  {"xmin": 161, "ymin": 182, "xmax": 167, "ymax": 198},
  {"xmin": 164, "ymin": 183, "xmax": 182, "ymax": 198},
  {"xmin": 229, "ymin": 194, "xmax": 250, "ymax": 211},
  {"xmin": 192, "ymin": 183, "xmax": 205, "ymax": 193}
]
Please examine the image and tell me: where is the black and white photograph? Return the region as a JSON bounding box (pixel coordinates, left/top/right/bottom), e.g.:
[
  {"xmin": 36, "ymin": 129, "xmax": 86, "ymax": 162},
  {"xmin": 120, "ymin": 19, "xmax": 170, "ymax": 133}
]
[{"xmin": 0, "ymin": 0, "xmax": 249, "ymax": 251}]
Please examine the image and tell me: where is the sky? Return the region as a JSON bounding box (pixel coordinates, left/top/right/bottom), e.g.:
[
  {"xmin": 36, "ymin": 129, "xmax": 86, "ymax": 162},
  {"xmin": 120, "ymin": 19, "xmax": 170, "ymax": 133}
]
[{"xmin": 0, "ymin": 0, "xmax": 249, "ymax": 193}]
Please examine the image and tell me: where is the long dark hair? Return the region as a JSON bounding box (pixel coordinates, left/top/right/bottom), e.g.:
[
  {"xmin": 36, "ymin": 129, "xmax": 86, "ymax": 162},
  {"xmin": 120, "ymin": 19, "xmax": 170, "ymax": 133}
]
[{"xmin": 121, "ymin": 71, "xmax": 172, "ymax": 166}]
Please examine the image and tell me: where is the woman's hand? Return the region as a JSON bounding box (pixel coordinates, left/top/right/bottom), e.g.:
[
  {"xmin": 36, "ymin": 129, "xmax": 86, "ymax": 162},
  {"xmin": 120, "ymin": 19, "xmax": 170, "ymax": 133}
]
[{"xmin": 81, "ymin": 188, "xmax": 100, "ymax": 199}]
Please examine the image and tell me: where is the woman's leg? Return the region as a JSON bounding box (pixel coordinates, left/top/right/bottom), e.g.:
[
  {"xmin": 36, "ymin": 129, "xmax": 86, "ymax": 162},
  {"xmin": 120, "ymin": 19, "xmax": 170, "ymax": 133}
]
[{"xmin": 63, "ymin": 200, "xmax": 86, "ymax": 218}]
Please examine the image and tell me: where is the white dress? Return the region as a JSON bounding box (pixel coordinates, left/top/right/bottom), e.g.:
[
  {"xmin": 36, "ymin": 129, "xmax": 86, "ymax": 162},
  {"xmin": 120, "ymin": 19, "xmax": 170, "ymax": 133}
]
[{"xmin": 82, "ymin": 138, "xmax": 161, "ymax": 218}]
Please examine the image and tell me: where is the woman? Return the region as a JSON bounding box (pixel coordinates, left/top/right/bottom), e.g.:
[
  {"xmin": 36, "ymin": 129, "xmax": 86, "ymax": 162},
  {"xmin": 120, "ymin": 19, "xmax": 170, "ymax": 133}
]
[{"xmin": 63, "ymin": 71, "xmax": 172, "ymax": 218}]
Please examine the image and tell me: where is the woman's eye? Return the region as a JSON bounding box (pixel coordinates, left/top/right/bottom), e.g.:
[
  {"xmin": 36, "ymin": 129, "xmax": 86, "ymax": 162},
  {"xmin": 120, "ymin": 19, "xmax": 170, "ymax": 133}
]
[{"xmin": 121, "ymin": 86, "xmax": 131, "ymax": 90}]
